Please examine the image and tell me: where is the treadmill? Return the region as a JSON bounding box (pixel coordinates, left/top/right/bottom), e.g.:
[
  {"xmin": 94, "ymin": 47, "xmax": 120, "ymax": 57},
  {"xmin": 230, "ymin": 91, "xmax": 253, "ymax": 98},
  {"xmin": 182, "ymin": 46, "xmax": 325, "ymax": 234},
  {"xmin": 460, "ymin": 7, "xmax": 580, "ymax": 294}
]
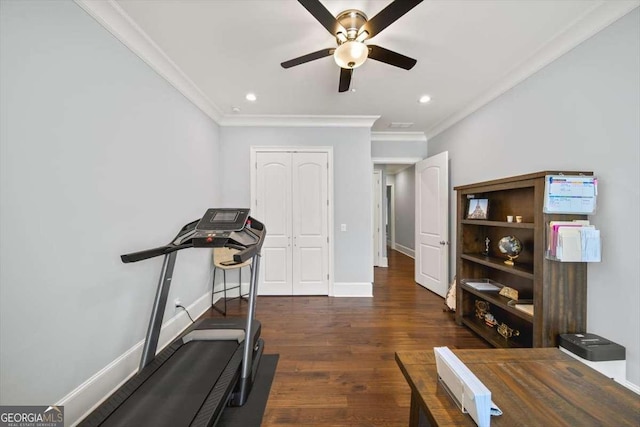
[{"xmin": 80, "ymin": 208, "xmax": 266, "ymax": 427}]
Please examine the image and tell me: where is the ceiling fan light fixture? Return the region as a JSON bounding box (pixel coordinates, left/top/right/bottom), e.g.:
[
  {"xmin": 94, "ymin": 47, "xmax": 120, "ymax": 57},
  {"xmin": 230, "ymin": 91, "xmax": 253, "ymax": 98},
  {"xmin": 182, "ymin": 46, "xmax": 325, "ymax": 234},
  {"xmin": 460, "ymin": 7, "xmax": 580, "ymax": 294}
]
[{"xmin": 334, "ymin": 41, "xmax": 368, "ymax": 69}]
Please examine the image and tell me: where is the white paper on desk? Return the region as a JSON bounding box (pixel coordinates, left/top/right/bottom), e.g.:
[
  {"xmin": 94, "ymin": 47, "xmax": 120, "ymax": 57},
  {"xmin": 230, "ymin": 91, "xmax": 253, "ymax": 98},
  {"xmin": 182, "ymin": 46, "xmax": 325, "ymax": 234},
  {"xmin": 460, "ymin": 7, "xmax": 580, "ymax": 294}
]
[
  {"xmin": 581, "ymin": 228, "xmax": 601, "ymax": 262},
  {"xmin": 434, "ymin": 347, "xmax": 499, "ymax": 427}
]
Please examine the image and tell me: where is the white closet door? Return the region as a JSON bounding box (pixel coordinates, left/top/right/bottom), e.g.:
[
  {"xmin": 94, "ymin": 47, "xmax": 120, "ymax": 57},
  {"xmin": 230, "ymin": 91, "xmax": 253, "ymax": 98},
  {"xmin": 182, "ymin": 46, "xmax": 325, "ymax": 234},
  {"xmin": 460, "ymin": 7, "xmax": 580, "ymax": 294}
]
[
  {"xmin": 256, "ymin": 152, "xmax": 292, "ymax": 295},
  {"xmin": 292, "ymin": 152, "xmax": 329, "ymax": 295}
]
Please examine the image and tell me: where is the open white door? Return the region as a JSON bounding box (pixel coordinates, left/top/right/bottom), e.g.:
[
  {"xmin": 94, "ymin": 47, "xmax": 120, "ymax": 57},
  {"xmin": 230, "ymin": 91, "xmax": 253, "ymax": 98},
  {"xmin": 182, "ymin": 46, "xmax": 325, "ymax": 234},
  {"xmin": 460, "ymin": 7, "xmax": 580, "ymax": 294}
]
[{"xmin": 415, "ymin": 151, "xmax": 449, "ymax": 297}]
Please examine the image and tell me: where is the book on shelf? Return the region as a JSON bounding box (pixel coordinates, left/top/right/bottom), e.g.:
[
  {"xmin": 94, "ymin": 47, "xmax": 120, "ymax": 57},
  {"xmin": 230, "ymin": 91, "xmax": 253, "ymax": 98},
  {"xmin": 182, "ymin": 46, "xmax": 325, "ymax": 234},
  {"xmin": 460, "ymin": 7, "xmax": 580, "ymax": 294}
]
[
  {"xmin": 508, "ymin": 299, "xmax": 534, "ymax": 316},
  {"xmin": 514, "ymin": 304, "xmax": 534, "ymax": 316}
]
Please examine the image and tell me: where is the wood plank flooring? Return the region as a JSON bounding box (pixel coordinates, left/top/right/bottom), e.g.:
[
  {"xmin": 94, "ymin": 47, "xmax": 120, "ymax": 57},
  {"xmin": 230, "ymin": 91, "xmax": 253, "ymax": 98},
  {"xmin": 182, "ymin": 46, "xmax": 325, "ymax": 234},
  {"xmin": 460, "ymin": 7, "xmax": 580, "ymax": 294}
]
[{"xmin": 204, "ymin": 249, "xmax": 489, "ymax": 426}]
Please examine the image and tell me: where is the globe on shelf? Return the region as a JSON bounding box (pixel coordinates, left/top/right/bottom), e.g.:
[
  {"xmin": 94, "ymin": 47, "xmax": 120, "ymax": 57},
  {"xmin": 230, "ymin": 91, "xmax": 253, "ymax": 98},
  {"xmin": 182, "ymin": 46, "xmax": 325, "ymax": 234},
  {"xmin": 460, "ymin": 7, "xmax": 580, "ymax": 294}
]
[{"xmin": 498, "ymin": 236, "xmax": 522, "ymax": 266}]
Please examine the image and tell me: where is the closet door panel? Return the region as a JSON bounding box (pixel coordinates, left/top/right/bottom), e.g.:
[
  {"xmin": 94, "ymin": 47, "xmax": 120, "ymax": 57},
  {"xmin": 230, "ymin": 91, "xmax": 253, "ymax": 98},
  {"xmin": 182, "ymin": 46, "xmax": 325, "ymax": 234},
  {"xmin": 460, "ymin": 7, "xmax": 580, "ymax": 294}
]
[
  {"xmin": 292, "ymin": 152, "xmax": 329, "ymax": 295},
  {"xmin": 256, "ymin": 152, "xmax": 292, "ymax": 295}
]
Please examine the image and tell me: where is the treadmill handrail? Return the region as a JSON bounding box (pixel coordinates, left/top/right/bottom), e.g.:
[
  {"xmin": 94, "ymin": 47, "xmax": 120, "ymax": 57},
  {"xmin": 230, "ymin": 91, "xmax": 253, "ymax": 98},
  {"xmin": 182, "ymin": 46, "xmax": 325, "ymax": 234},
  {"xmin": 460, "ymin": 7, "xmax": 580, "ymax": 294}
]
[
  {"xmin": 120, "ymin": 243, "xmax": 191, "ymax": 263},
  {"xmin": 120, "ymin": 219, "xmax": 199, "ymax": 263},
  {"xmin": 231, "ymin": 216, "xmax": 266, "ymax": 263}
]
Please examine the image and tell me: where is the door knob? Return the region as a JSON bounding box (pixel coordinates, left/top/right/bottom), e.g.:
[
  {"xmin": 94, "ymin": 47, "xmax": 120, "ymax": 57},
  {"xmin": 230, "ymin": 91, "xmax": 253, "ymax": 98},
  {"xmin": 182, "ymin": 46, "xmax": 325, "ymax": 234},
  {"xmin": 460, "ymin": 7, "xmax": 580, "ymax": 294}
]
[{"xmin": 439, "ymin": 241, "xmax": 446, "ymax": 245}]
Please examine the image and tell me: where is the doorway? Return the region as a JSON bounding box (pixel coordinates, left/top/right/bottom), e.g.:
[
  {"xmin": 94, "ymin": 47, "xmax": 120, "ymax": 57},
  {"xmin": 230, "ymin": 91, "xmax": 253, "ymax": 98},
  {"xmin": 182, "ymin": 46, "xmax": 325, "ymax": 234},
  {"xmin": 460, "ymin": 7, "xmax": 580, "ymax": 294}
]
[{"xmin": 372, "ymin": 158, "xmax": 421, "ymax": 265}]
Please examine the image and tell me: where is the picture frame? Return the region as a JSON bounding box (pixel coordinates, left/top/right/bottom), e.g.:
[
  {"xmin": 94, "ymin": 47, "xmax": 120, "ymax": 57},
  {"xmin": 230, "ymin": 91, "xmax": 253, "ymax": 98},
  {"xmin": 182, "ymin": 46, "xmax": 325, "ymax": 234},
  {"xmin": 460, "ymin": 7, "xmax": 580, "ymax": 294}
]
[{"xmin": 467, "ymin": 198, "xmax": 489, "ymax": 220}]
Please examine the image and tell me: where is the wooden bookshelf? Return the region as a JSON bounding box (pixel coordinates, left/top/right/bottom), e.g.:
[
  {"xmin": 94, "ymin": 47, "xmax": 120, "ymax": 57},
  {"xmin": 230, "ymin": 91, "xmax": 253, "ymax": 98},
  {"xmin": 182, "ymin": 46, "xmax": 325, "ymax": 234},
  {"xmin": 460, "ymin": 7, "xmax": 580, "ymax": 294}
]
[{"xmin": 454, "ymin": 171, "xmax": 592, "ymax": 347}]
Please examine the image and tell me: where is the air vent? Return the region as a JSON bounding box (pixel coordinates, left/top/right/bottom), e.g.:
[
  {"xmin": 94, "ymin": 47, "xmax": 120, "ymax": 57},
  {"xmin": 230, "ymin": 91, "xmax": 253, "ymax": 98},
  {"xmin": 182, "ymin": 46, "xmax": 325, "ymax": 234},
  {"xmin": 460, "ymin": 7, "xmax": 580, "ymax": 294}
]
[{"xmin": 389, "ymin": 122, "xmax": 414, "ymax": 128}]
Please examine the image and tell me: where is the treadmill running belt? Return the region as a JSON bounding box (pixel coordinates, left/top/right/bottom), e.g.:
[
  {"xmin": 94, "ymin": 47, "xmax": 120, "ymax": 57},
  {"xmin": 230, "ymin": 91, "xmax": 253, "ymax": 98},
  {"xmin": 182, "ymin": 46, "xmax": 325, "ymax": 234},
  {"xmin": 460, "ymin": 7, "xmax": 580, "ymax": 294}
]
[{"xmin": 102, "ymin": 341, "xmax": 239, "ymax": 427}]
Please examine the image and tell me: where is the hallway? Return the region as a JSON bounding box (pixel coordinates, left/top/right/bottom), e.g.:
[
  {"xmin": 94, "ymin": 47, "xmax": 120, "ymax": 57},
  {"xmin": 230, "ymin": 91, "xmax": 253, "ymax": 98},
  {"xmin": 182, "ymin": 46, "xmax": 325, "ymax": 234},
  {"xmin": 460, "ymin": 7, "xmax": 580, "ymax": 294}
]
[{"xmin": 206, "ymin": 249, "xmax": 489, "ymax": 426}]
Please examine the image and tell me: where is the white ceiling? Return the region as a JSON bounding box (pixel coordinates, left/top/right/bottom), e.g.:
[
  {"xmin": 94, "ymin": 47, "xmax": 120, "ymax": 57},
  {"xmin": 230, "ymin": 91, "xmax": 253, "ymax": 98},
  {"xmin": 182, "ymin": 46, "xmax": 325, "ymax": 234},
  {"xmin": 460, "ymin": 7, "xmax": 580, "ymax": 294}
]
[{"xmin": 91, "ymin": 0, "xmax": 637, "ymax": 136}]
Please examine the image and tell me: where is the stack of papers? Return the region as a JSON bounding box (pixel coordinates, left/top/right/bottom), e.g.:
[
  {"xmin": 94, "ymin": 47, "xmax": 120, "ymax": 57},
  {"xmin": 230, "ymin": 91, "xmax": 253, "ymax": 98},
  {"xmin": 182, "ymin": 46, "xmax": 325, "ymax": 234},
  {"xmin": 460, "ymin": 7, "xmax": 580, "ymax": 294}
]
[
  {"xmin": 547, "ymin": 220, "xmax": 601, "ymax": 262},
  {"xmin": 434, "ymin": 347, "xmax": 502, "ymax": 427}
]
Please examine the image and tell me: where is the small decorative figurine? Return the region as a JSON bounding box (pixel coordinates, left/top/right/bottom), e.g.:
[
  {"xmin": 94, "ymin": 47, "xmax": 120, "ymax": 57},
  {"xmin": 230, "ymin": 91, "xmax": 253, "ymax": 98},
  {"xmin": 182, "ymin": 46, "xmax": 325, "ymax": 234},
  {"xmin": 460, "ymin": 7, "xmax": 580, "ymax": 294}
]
[
  {"xmin": 484, "ymin": 313, "xmax": 498, "ymax": 328},
  {"xmin": 498, "ymin": 323, "xmax": 520, "ymax": 340},
  {"xmin": 475, "ymin": 300, "xmax": 489, "ymax": 320},
  {"xmin": 483, "ymin": 237, "xmax": 490, "ymax": 256}
]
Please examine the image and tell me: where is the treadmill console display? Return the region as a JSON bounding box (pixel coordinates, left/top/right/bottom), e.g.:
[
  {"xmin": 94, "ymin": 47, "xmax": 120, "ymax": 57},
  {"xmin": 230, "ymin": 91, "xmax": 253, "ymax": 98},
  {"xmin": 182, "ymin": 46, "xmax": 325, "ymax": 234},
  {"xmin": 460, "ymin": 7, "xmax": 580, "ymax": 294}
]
[
  {"xmin": 212, "ymin": 211, "xmax": 239, "ymax": 222},
  {"xmin": 193, "ymin": 208, "xmax": 250, "ymax": 247},
  {"xmin": 198, "ymin": 208, "xmax": 249, "ymax": 231}
]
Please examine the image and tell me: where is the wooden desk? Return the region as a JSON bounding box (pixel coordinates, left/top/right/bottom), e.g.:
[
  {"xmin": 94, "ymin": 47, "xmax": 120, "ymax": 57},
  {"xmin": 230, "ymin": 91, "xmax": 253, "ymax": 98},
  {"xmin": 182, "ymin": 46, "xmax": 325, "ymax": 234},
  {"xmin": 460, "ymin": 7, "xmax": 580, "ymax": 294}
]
[{"xmin": 396, "ymin": 348, "xmax": 639, "ymax": 426}]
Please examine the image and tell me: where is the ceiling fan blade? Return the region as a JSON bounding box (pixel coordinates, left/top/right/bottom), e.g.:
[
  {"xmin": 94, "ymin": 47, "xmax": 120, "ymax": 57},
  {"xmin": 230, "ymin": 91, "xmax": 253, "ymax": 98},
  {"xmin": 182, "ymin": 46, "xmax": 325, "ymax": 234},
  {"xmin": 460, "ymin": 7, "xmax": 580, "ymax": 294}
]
[
  {"xmin": 362, "ymin": 0, "xmax": 423, "ymax": 39},
  {"xmin": 281, "ymin": 48, "xmax": 334, "ymax": 69},
  {"xmin": 368, "ymin": 45, "xmax": 417, "ymax": 70},
  {"xmin": 339, "ymin": 68, "xmax": 352, "ymax": 92},
  {"xmin": 298, "ymin": 0, "xmax": 345, "ymax": 36}
]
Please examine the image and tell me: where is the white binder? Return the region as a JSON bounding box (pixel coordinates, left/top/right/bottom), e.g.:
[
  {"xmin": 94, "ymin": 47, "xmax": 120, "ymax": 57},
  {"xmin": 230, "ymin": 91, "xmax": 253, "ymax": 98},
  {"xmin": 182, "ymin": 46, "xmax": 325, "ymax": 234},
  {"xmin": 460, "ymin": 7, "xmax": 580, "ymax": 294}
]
[{"xmin": 434, "ymin": 347, "xmax": 502, "ymax": 427}]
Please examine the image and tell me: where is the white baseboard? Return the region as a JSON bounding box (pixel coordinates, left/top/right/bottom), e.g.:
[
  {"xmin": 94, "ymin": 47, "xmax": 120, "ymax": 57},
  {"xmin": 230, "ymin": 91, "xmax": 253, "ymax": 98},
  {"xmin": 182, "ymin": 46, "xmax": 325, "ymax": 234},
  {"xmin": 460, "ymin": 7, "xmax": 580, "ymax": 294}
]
[
  {"xmin": 332, "ymin": 282, "xmax": 373, "ymax": 297},
  {"xmin": 394, "ymin": 243, "xmax": 415, "ymax": 259},
  {"xmin": 623, "ymin": 380, "xmax": 640, "ymax": 395},
  {"xmin": 61, "ymin": 292, "xmax": 213, "ymax": 426},
  {"xmin": 380, "ymin": 257, "xmax": 388, "ymax": 267}
]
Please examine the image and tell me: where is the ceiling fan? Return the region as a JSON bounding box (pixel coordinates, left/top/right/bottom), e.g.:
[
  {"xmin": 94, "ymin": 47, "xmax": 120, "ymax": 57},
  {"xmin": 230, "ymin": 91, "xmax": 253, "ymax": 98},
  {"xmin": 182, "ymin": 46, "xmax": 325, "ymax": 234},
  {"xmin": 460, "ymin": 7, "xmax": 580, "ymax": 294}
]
[{"xmin": 281, "ymin": 0, "xmax": 423, "ymax": 92}]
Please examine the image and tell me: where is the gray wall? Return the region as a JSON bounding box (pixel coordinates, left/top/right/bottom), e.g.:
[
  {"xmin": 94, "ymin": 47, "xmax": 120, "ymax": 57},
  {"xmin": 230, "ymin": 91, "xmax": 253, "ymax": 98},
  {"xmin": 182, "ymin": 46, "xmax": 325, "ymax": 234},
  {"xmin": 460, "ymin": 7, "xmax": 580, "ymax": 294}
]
[
  {"xmin": 0, "ymin": 0, "xmax": 221, "ymax": 405},
  {"xmin": 220, "ymin": 126, "xmax": 373, "ymax": 284},
  {"xmin": 371, "ymin": 139, "xmax": 427, "ymax": 158},
  {"xmin": 429, "ymin": 9, "xmax": 640, "ymax": 386},
  {"xmin": 393, "ymin": 165, "xmax": 416, "ymax": 250}
]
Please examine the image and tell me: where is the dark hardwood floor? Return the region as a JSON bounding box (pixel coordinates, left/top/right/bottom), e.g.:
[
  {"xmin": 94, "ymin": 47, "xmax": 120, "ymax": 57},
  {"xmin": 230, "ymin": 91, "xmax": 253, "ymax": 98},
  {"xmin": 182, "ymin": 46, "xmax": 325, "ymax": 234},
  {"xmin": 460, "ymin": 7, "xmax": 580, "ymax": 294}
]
[{"xmin": 204, "ymin": 249, "xmax": 489, "ymax": 426}]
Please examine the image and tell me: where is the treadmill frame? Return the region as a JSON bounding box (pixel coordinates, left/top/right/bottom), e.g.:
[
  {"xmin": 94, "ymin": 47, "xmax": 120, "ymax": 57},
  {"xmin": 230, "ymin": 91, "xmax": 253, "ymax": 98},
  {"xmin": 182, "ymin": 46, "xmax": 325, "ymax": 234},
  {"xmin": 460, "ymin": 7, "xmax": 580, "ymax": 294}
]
[{"xmin": 79, "ymin": 214, "xmax": 265, "ymax": 427}]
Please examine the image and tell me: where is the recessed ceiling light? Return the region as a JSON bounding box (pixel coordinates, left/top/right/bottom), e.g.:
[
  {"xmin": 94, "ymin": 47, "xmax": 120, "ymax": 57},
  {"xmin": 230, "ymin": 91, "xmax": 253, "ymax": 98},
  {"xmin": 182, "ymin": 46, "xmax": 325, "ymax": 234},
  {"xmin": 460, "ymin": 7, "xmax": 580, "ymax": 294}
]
[
  {"xmin": 246, "ymin": 93, "xmax": 257, "ymax": 102},
  {"xmin": 232, "ymin": 106, "xmax": 241, "ymax": 113},
  {"xmin": 418, "ymin": 95, "xmax": 431, "ymax": 104},
  {"xmin": 351, "ymin": 88, "xmax": 356, "ymax": 92}
]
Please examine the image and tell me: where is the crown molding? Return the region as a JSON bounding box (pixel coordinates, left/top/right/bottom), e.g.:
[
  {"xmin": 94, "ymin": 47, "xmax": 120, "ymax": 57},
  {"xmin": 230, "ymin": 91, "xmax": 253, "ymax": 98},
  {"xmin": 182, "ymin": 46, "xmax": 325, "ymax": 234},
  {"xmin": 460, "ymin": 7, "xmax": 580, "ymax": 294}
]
[
  {"xmin": 74, "ymin": 0, "xmax": 225, "ymax": 122},
  {"xmin": 75, "ymin": 0, "xmax": 378, "ymax": 130},
  {"xmin": 427, "ymin": 0, "xmax": 640, "ymax": 139},
  {"xmin": 219, "ymin": 114, "xmax": 380, "ymax": 128},
  {"xmin": 371, "ymin": 132, "xmax": 427, "ymax": 142}
]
